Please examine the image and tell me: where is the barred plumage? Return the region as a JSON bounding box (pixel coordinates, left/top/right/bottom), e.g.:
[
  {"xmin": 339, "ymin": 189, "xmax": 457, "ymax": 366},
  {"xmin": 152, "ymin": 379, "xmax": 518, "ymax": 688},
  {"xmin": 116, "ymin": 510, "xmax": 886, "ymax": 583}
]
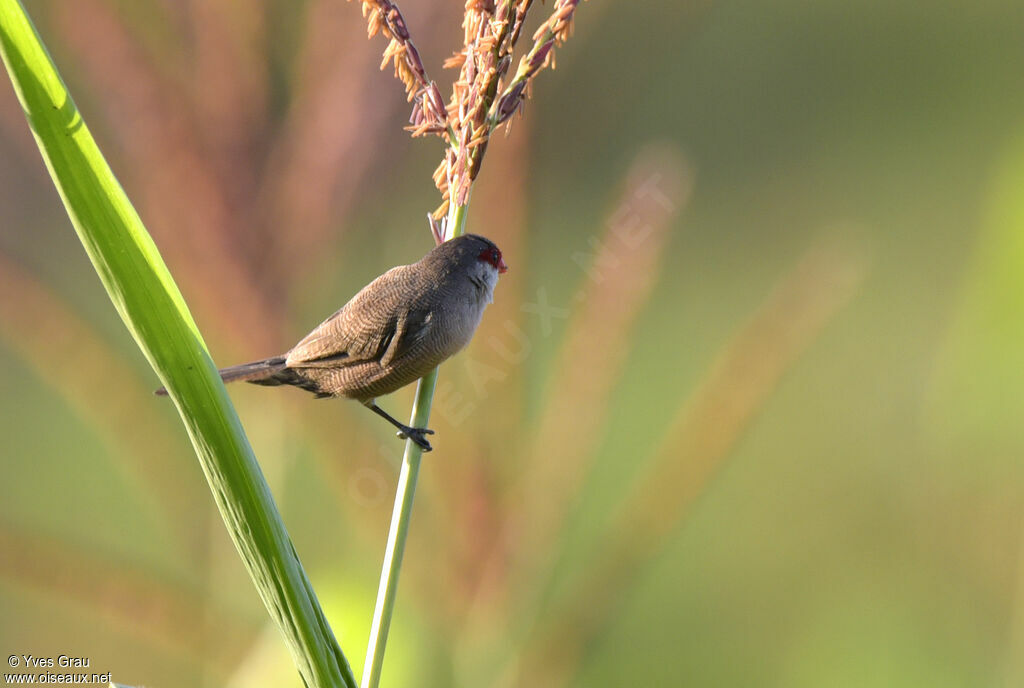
[{"xmin": 158, "ymin": 234, "xmax": 507, "ymax": 451}]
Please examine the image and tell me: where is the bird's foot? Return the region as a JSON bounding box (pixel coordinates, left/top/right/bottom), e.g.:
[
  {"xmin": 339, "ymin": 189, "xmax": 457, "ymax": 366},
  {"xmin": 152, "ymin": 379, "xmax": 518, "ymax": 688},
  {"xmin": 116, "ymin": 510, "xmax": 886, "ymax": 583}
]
[{"xmin": 396, "ymin": 425, "xmax": 435, "ymax": 452}]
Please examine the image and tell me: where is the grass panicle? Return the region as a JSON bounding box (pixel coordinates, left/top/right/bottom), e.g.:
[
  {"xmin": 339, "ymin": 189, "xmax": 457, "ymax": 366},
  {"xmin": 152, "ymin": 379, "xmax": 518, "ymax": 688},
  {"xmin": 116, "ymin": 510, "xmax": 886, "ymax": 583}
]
[
  {"xmin": 348, "ymin": 3, "xmax": 589, "ymax": 686},
  {"xmin": 351, "ymin": 0, "xmax": 589, "ymax": 221},
  {"xmin": 348, "ymin": 0, "xmax": 449, "ymax": 136}
]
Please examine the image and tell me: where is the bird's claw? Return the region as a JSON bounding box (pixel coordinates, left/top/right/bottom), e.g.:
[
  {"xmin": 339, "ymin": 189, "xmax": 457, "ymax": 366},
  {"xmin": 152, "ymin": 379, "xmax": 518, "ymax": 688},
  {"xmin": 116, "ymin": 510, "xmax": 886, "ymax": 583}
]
[{"xmin": 397, "ymin": 427, "xmax": 435, "ymax": 452}]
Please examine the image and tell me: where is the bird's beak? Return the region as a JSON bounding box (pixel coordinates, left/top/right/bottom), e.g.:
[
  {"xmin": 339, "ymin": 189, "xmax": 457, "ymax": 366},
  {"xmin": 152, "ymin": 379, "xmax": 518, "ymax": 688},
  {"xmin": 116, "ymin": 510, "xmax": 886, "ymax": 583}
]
[{"xmin": 499, "ymin": 258, "xmax": 509, "ymax": 274}]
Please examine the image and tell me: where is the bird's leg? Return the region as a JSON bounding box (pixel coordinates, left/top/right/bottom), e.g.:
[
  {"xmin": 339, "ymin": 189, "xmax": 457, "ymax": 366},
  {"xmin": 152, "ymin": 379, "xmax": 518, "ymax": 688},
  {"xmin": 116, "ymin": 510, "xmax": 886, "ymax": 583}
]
[{"xmin": 365, "ymin": 401, "xmax": 435, "ymax": 452}]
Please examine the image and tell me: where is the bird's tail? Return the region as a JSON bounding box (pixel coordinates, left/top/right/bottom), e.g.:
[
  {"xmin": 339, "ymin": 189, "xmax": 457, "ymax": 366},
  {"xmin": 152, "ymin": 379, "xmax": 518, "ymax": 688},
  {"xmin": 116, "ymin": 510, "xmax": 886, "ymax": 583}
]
[
  {"xmin": 218, "ymin": 356, "xmax": 290, "ymax": 385},
  {"xmin": 154, "ymin": 356, "xmax": 290, "ymax": 396}
]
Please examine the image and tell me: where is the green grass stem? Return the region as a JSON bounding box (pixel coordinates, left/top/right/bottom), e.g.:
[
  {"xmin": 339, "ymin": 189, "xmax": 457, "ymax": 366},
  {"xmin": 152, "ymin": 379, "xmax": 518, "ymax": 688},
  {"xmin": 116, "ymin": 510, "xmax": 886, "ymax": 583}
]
[{"xmin": 361, "ymin": 202, "xmax": 470, "ymax": 688}]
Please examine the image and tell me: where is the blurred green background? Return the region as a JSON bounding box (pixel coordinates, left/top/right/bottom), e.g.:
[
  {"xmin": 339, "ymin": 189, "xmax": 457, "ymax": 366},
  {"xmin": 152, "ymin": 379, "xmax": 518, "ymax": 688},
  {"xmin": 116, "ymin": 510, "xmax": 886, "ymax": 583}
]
[{"xmin": 2, "ymin": 0, "xmax": 1023, "ymax": 686}]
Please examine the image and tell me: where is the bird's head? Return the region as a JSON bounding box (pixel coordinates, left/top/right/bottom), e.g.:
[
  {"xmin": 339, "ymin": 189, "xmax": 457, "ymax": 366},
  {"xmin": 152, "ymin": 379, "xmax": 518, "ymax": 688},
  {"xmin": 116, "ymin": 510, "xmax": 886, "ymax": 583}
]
[
  {"xmin": 426, "ymin": 234, "xmax": 507, "ymax": 301},
  {"xmin": 476, "ymin": 242, "xmax": 509, "ymax": 275},
  {"xmin": 464, "ymin": 234, "xmax": 506, "ymax": 299}
]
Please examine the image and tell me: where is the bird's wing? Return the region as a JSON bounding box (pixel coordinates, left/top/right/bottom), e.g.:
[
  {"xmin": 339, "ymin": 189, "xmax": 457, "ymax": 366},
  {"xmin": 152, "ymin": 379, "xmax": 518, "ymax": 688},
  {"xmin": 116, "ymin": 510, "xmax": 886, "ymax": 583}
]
[{"xmin": 285, "ymin": 265, "xmax": 430, "ymax": 368}]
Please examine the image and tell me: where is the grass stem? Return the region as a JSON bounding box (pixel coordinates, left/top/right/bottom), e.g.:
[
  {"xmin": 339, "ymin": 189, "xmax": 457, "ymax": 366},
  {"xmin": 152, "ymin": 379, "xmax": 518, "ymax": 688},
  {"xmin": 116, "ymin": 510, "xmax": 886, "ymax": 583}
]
[{"xmin": 361, "ymin": 202, "xmax": 469, "ymax": 688}]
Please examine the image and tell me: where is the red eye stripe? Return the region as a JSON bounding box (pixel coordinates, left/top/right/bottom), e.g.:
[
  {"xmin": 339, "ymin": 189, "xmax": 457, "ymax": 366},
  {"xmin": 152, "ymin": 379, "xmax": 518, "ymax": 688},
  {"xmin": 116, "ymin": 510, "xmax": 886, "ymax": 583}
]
[{"xmin": 478, "ymin": 247, "xmax": 508, "ymax": 273}]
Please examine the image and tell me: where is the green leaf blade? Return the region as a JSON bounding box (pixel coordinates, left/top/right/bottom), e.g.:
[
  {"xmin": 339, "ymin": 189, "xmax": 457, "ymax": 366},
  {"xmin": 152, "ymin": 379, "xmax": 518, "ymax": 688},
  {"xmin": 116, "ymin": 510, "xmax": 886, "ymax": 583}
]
[{"xmin": 0, "ymin": 2, "xmax": 356, "ymax": 686}]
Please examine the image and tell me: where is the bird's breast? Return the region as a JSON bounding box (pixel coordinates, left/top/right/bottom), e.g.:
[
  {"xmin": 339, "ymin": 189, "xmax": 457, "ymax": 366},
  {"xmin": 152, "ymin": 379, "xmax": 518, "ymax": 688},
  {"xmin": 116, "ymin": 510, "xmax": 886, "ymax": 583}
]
[{"xmin": 434, "ymin": 295, "xmax": 486, "ymax": 354}]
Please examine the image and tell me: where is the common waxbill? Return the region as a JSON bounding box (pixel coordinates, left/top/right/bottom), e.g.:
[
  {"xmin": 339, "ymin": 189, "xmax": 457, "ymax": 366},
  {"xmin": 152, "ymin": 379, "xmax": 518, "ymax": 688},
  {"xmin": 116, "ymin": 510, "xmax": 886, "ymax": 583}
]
[{"xmin": 158, "ymin": 234, "xmax": 507, "ymax": 451}]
